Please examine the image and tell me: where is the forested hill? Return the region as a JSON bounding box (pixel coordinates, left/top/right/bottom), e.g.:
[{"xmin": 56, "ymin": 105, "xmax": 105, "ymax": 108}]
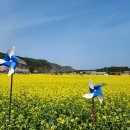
[
  {"xmin": 96, "ymin": 66, "xmax": 130, "ymax": 73},
  {"xmin": 0, "ymin": 52, "xmax": 74, "ymax": 73}
]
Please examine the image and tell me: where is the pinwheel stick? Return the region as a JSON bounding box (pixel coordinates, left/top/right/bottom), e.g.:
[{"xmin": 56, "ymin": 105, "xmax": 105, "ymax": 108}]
[
  {"xmin": 9, "ymin": 74, "xmax": 13, "ymax": 124},
  {"xmin": 92, "ymin": 98, "xmax": 95, "ymax": 125}
]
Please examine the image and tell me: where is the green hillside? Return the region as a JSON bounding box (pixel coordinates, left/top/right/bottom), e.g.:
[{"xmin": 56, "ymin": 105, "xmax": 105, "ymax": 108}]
[{"xmin": 0, "ymin": 52, "xmax": 74, "ymax": 73}]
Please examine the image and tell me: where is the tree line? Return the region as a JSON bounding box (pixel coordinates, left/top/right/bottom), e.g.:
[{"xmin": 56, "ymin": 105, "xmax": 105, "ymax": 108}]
[{"xmin": 96, "ymin": 66, "xmax": 130, "ymax": 73}]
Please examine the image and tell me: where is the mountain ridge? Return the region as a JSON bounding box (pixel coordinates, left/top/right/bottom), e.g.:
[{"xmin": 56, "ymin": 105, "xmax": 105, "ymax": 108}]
[{"xmin": 0, "ymin": 52, "xmax": 75, "ymax": 73}]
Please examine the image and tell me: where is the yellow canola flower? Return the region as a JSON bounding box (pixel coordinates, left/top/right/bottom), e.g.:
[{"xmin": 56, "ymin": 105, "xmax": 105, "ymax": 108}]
[
  {"xmin": 0, "ymin": 74, "xmax": 129, "ymax": 129},
  {"xmin": 70, "ymin": 119, "xmax": 75, "ymax": 123},
  {"xmin": 0, "ymin": 74, "xmax": 129, "ymax": 99},
  {"xmin": 102, "ymin": 116, "xmax": 107, "ymax": 119},
  {"xmin": 60, "ymin": 119, "xmax": 65, "ymax": 124},
  {"xmin": 116, "ymin": 116, "xmax": 119, "ymax": 120},
  {"xmin": 0, "ymin": 100, "xmax": 3, "ymax": 105},
  {"xmin": 41, "ymin": 120, "xmax": 45, "ymax": 125},
  {"xmin": 89, "ymin": 123, "xmax": 92, "ymax": 126}
]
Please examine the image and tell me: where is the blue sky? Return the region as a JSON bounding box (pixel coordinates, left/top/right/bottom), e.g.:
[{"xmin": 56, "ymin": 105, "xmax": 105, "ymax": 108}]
[{"xmin": 0, "ymin": 0, "xmax": 130, "ymax": 69}]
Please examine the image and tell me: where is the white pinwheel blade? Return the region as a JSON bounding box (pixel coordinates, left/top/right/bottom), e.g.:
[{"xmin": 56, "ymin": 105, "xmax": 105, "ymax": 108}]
[
  {"xmin": 8, "ymin": 67, "xmax": 15, "ymax": 76},
  {"xmin": 89, "ymin": 79, "xmax": 94, "ymax": 90},
  {"xmin": 83, "ymin": 93, "xmax": 94, "ymax": 99},
  {"xmin": 98, "ymin": 94, "xmax": 103, "ymax": 104},
  {"xmin": 17, "ymin": 59, "xmax": 27, "ymax": 65},
  {"xmin": 8, "ymin": 46, "xmax": 15, "ymax": 58},
  {"xmin": 0, "ymin": 59, "xmax": 6, "ymax": 64}
]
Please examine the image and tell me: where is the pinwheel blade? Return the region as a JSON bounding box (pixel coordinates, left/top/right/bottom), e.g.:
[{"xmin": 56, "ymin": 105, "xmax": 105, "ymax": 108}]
[
  {"xmin": 89, "ymin": 79, "xmax": 94, "ymax": 90},
  {"xmin": 93, "ymin": 88, "xmax": 103, "ymax": 97},
  {"xmin": 8, "ymin": 62, "xmax": 16, "ymax": 76},
  {"xmin": 94, "ymin": 83, "xmax": 105, "ymax": 90},
  {"xmin": 98, "ymin": 94, "xmax": 103, "ymax": 104},
  {"xmin": 8, "ymin": 67, "xmax": 15, "ymax": 76},
  {"xmin": 0, "ymin": 59, "xmax": 6, "ymax": 64},
  {"xmin": 17, "ymin": 59, "xmax": 27, "ymax": 65},
  {"xmin": 8, "ymin": 46, "xmax": 15, "ymax": 58},
  {"xmin": 11, "ymin": 55, "xmax": 27, "ymax": 65},
  {"xmin": 89, "ymin": 79, "xmax": 94, "ymax": 93},
  {"xmin": 83, "ymin": 93, "xmax": 94, "ymax": 99}
]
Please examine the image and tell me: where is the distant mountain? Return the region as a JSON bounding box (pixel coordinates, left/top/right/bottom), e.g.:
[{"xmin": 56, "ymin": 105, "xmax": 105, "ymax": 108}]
[{"xmin": 0, "ymin": 52, "xmax": 75, "ymax": 73}]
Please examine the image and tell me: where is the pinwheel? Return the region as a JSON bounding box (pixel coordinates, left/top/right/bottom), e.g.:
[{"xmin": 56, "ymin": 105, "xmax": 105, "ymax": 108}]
[
  {"xmin": 83, "ymin": 79, "xmax": 105, "ymax": 125},
  {"xmin": 0, "ymin": 46, "xmax": 26, "ymax": 123},
  {"xmin": 0, "ymin": 46, "xmax": 26, "ymax": 76}
]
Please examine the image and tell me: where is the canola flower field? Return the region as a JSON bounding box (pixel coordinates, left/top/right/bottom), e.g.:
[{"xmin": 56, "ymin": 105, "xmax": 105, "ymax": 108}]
[{"xmin": 0, "ymin": 74, "xmax": 130, "ymax": 130}]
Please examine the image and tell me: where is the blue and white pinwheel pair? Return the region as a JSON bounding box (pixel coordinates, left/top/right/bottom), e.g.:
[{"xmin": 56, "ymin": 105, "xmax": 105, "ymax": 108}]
[
  {"xmin": 83, "ymin": 79, "xmax": 105, "ymax": 104},
  {"xmin": 0, "ymin": 47, "xmax": 26, "ymax": 76}
]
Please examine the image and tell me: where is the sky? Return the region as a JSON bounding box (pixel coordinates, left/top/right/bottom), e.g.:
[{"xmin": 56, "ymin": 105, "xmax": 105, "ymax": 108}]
[{"xmin": 0, "ymin": 0, "xmax": 130, "ymax": 69}]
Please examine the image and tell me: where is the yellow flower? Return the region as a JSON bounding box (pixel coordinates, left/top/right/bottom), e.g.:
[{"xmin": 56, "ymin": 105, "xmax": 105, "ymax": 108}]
[
  {"xmin": 60, "ymin": 104, "xmax": 64, "ymax": 107},
  {"xmin": 60, "ymin": 119, "xmax": 65, "ymax": 124},
  {"xmin": 98, "ymin": 117, "xmax": 100, "ymax": 120},
  {"xmin": 50, "ymin": 125, "xmax": 56, "ymax": 130},
  {"xmin": 123, "ymin": 114, "xmax": 127, "ymax": 117},
  {"xmin": 70, "ymin": 119, "xmax": 75, "ymax": 123},
  {"xmin": 0, "ymin": 74, "xmax": 130, "ymax": 128},
  {"xmin": 102, "ymin": 116, "xmax": 107, "ymax": 119},
  {"xmin": 6, "ymin": 119, "xmax": 9, "ymax": 123},
  {"xmin": 0, "ymin": 100, "xmax": 3, "ymax": 105},
  {"xmin": 18, "ymin": 114, "xmax": 24, "ymax": 119},
  {"xmin": 116, "ymin": 116, "xmax": 119, "ymax": 120},
  {"xmin": 89, "ymin": 123, "xmax": 92, "ymax": 126},
  {"xmin": 41, "ymin": 120, "xmax": 45, "ymax": 125},
  {"xmin": 75, "ymin": 117, "xmax": 79, "ymax": 120}
]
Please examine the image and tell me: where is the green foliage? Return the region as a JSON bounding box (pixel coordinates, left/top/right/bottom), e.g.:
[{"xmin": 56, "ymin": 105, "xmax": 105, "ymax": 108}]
[
  {"xmin": 22, "ymin": 57, "xmax": 52, "ymax": 73},
  {"xmin": 0, "ymin": 93, "xmax": 129, "ymax": 130}
]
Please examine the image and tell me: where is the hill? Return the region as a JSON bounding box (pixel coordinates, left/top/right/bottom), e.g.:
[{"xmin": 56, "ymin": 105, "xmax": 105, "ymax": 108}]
[{"xmin": 0, "ymin": 52, "xmax": 75, "ymax": 73}]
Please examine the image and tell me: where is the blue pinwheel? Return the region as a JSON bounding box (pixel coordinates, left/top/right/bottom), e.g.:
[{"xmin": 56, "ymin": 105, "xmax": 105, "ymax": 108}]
[
  {"xmin": 0, "ymin": 46, "xmax": 26, "ymax": 76},
  {"xmin": 83, "ymin": 79, "xmax": 105, "ymax": 125},
  {"xmin": 83, "ymin": 79, "xmax": 105, "ymax": 103},
  {"xmin": 0, "ymin": 46, "xmax": 26, "ymax": 124}
]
